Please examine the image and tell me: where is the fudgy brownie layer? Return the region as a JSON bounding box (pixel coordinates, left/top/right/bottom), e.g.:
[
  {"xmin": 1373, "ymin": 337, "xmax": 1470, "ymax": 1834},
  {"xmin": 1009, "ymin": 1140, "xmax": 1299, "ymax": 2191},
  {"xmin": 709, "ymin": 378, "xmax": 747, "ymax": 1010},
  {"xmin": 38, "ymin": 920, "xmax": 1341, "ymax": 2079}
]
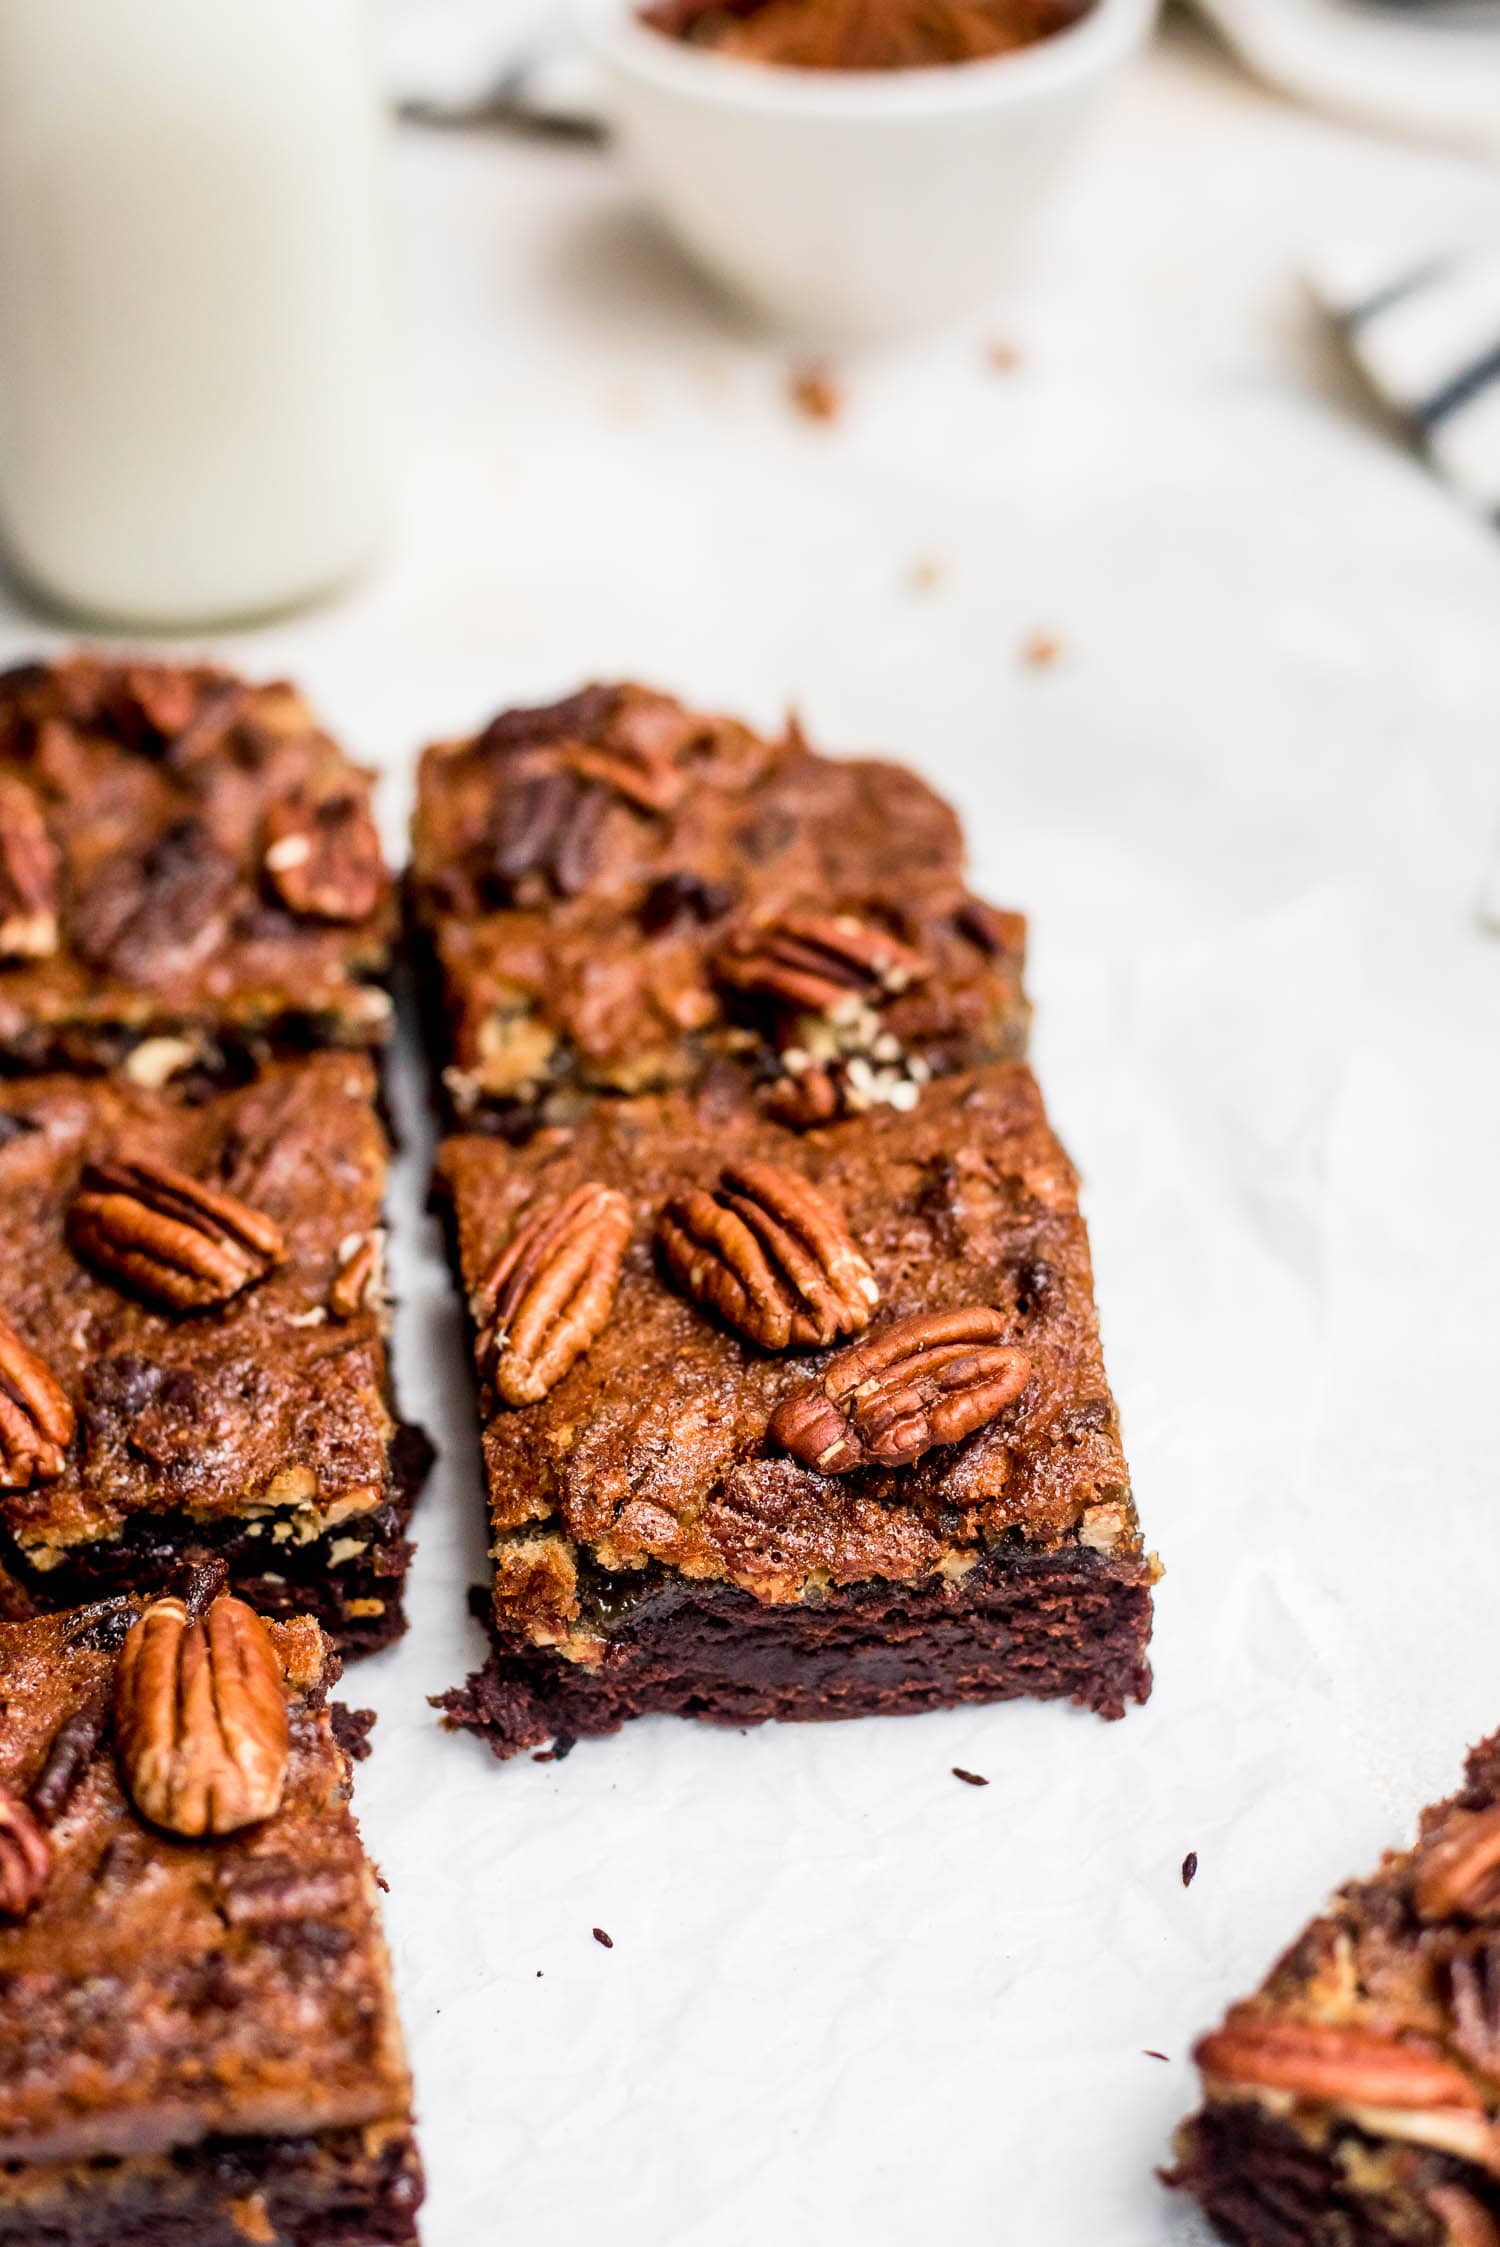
[
  {"xmin": 410, "ymin": 682, "xmax": 1028, "ymax": 1131},
  {"xmin": 0, "ymin": 2120, "xmax": 423, "ymax": 2247},
  {"xmin": 0, "ymin": 1420, "xmax": 432, "ymax": 1657},
  {"xmin": 1171, "ymin": 2101, "xmax": 1476, "ymax": 2247},
  {"xmin": 0, "ymin": 655, "xmax": 395, "ymax": 1079},
  {"xmin": 438, "ymin": 1546, "xmax": 1155, "ymax": 1760}
]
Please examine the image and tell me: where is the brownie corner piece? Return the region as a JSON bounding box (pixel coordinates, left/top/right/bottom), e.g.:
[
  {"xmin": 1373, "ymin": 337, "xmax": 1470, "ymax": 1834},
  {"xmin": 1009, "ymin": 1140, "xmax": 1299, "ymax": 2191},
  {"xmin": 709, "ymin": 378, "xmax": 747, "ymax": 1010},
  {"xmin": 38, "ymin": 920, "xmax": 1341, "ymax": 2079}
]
[
  {"xmin": 0, "ymin": 1595, "xmax": 422, "ymax": 2247},
  {"xmin": 0, "ymin": 1052, "xmax": 428, "ymax": 1656},
  {"xmin": 409, "ymin": 680, "xmax": 1028, "ymax": 1131},
  {"xmin": 436, "ymin": 1060, "xmax": 1154, "ymax": 1760},
  {"xmin": 1172, "ymin": 1728, "xmax": 1500, "ymax": 2246},
  {"xmin": 0, "ymin": 652, "xmax": 396, "ymax": 1081}
]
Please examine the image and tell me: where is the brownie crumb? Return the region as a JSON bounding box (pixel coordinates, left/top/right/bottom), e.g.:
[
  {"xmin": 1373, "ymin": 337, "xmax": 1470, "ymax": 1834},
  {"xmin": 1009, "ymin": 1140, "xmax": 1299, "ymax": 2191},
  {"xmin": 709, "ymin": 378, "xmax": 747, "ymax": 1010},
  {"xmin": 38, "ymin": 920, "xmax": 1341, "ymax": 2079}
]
[
  {"xmin": 1020, "ymin": 630, "xmax": 1063, "ymax": 670},
  {"xmin": 331, "ymin": 1705, "xmax": 377, "ymax": 1762},
  {"xmin": 1144, "ymin": 2050, "xmax": 1170, "ymax": 2062},
  {"xmin": 789, "ymin": 363, "xmax": 843, "ymax": 425},
  {"xmin": 592, "ymin": 1927, "xmax": 614, "ymax": 1949},
  {"xmin": 952, "ymin": 1767, "xmax": 989, "ymax": 1787},
  {"xmin": 1182, "ymin": 1851, "xmax": 1198, "ymax": 1888}
]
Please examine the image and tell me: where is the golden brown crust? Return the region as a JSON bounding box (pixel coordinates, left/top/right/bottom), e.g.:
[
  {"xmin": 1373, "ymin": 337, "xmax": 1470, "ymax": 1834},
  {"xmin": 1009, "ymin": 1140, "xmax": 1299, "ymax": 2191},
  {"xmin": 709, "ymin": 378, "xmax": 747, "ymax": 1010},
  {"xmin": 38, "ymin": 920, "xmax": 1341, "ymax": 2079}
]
[
  {"xmin": 0, "ymin": 655, "xmax": 394, "ymax": 1073},
  {"xmin": 439, "ymin": 1063, "xmax": 1140, "ymax": 1653},
  {"xmin": 0, "ymin": 1056, "xmax": 394, "ymax": 1563},
  {"xmin": 0, "ymin": 1602, "xmax": 412, "ymax": 2165},
  {"xmin": 410, "ymin": 682, "xmax": 1028, "ymax": 1125}
]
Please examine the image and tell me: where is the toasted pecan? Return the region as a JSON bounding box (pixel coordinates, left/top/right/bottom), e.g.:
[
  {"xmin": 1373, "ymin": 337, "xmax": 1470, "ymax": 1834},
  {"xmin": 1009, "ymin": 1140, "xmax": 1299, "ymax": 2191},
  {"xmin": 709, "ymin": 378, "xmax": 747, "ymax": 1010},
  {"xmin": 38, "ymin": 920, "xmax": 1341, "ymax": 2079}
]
[
  {"xmin": 714, "ymin": 911, "xmax": 928, "ymax": 1017},
  {"xmin": 0, "ymin": 774, "xmax": 59, "ymax": 961},
  {"xmin": 474, "ymin": 1182, "xmax": 632, "ymax": 1406},
  {"xmin": 1194, "ymin": 2011, "xmax": 1483, "ymax": 2111},
  {"xmin": 68, "ymin": 1158, "xmax": 285, "ymax": 1312},
  {"xmin": 0, "ymin": 1786, "xmax": 50, "ymax": 1920},
  {"xmin": 114, "ymin": 1594, "xmax": 289, "ymax": 1838},
  {"xmin": 768, "ymin": 1306, "xmax": 1030, "ymax": 1473},
  {"xmin": 0, "ymin": 1313, "xmax": 75, "ymax": 1490},
  {"xmin": 658, "ymin": 1159, "xmax": 877, "ymax": 1350},
  {"xmin": 263, "ymin": 792, "xmax": 386, "ymax": 923}
]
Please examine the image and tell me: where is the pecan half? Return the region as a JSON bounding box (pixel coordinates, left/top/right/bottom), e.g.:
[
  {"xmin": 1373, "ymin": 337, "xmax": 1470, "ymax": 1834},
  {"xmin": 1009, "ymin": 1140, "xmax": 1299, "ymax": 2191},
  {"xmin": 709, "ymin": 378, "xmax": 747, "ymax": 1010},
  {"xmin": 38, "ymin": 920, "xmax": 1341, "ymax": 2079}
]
[
  {"xmin": 657, "ymin": 1160, "xmax": 877, "ymax": 1350},
  {"xmin": 484, "ymin": 768, "xmax": 608, "ymax": 902},
  {"xmin": 1428, "ymin": 2184, "xmax": 1500, "ymax": 2247},
  {"xmin": 561, "ymin": 735, "xmax": 687, "ymax": 816},
  {"xmin": 262, "ymin": 793, "xmax": 385, "ymax": 923},
  {"xmin": 1416, "ymin": 1806, "xmax": 1500, "ymax": 1924},
  {"xmin": 73, "ymin": 817, "xmax": 235, "ymax": 985},
  {"xmin": 29, "ymin": 1689, "xmax": 110, "ymax": 1825},
  {"xmin": 768, "ymin": 1307, "xmax": 1031, "ymax": 1473},
  {"xmin": 715, "ymin": 913, "xmax": 929, "ymax": 1017},
  {"xmin": 1193, "ymin": 2012, "xmax": 1483, "ymax": 2111},
  {"xmin": 114, "ymin": 1594, "xmax": 289, "ymax": 1838},
  {"xmin": 329, "ymin": 1230, "xmax": 384, "ymax": 1322},
  {"xmin": 0, "ymin": 1313, "xmax": 75, "ymax": 1489},
  {"xmin": 1448, "ymin": 1939, "xmax": 1500, "ymax": 2076},
  {"xmin": 0, "ymin": 1785, "xmax": 50, "ymax": 1919},
  {"xmin": 0, "ymin": 776, "xmax": 60, "ymax": 961},
  {"xmin": 474, "ymin": 1183, "xmax": 632, "ymax": 1406},
  {"xmin": 68, "ymin": 1159, "xmax": 285, "ymax": 1312}
]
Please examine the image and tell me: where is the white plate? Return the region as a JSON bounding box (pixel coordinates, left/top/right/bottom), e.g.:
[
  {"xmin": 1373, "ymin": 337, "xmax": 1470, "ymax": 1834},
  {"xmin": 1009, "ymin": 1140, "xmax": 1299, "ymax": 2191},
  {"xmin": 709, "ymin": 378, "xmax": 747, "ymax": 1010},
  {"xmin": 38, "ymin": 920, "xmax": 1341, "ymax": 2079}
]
[{"xmin": 1193, "ymin": 0, "xmax": 1500, "ymax": 153}]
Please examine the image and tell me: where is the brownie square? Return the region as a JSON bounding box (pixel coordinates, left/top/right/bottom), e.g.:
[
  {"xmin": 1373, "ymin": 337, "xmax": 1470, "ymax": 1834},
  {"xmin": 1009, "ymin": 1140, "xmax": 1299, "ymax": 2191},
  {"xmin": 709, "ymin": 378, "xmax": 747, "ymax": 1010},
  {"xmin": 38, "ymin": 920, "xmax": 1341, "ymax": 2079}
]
[
  {"xmin": 1172, "ymin": 1731, "xmax": 1500, "ymax": 2247},
  {"xmin": 0, "ymin": 654, "xmax": 395, "ymax": 1082},
  {"xmin": 435, "ymin": 1063, "xmax": 1155, "ymax": 1758},
  {"xmin": 0, "ymin": 1596, "xmax": 423, "ymax": 2246},
  {"xmin": 409, "ymin": 682, "xmax": 1028, "ymax": 1133},
  {"xmin": 0, "ymin": 1055, "xmax": 428, "ymax": 1655}
]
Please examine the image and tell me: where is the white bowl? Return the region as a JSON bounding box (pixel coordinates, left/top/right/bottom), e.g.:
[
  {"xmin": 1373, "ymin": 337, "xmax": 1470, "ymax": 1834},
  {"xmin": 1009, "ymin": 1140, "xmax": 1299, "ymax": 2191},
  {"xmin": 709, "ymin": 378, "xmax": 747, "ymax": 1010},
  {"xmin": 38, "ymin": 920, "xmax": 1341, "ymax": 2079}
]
[{"xmin": 589, "ymin": 0, "xmax": 1157, "ymax": 342}]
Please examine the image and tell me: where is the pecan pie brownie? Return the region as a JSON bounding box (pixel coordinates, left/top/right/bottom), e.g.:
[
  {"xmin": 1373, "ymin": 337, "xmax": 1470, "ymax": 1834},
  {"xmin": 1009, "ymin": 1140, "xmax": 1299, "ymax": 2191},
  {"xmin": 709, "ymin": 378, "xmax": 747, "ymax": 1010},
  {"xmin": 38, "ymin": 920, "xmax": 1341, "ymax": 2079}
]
[
  {"xmin": 434, "ymin": 1062, "xmax": 1155, "ymax": 1757},
  {"xmin": 0, "ymin": 1054, "xmax": 429, "ymax": 1654},
  {"xmin": 409, "ymin": 682, "xmax": 1029, "ymax": 1133},
  {"xmin": 0, "ymin": 654, "xmax": 394, "ymax": 1082},
  {"xmin": 0, "ymin": 1591, "xmax": 423, "ymax": 2245},
  {"xmin": 1172, "ymin": 1732, "xmax": 1500, "ymax": 2247}
]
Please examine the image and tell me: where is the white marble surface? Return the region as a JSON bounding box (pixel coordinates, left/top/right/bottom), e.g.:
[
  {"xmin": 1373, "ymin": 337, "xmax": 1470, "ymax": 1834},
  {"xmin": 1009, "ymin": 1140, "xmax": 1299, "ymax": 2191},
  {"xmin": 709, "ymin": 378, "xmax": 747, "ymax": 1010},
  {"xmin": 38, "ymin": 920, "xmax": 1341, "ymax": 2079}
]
[{"xmin": 3, "ymin": 23, "xmax": 1499, "ymax": 2243}]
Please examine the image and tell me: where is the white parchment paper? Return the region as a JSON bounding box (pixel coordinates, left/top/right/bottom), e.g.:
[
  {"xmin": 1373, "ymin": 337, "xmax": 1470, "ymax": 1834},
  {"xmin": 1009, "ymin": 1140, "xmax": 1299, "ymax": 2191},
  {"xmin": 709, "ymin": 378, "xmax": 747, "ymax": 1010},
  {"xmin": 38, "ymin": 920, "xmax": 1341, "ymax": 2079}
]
[{"xmin": 2, "ymin": 29, "xmax": 1497, "ymax": 2244}]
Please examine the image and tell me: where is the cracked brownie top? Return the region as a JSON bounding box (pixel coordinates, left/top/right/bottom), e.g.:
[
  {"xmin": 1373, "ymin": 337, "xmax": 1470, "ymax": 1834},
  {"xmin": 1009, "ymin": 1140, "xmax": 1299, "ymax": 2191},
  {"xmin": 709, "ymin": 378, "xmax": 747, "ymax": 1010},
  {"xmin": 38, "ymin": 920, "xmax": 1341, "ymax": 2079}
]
[
  {"xmin": 439, "ymin": 1062, "xmax": 1141, "ymax": 1663},
  {"xmin": 0, "ymin": 1599, "xmax": 411, "ymax": 2164},
  {"xmin": 411, "ymin": 682, "xmax": 1028, "ymax": 1129},
  {"xmin": 0, "ymin": 654, "xmax": 394, "ymax": 1078}
]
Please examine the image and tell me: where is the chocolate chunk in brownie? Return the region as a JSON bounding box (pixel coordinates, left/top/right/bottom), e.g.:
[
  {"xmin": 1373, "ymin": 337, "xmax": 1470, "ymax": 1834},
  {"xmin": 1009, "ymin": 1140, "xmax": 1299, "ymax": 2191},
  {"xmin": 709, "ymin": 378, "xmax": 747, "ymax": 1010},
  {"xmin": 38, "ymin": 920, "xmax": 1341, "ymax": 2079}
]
[
  {"xmin": 1171, "ymin": 1729, "xmax": 1500, "ymax": 2246},
  {"xmin": 433, "ymin": 1062, "xmax": 1154, "ymax": 1756},
  {"xmin": 0, "ymin": 1055, "xmax": 428, "ymax": 1655},
  {"xmin": 0, "ymin": 654, "xmax": 395, "ymax": 1081},
  {"xmin": 409, "ymin": 683, "xmax": 1028, "ymax": 1132},
  {"xmin": 0, "ymin": 1599, "xmax": 422, "ymax": 2245}
]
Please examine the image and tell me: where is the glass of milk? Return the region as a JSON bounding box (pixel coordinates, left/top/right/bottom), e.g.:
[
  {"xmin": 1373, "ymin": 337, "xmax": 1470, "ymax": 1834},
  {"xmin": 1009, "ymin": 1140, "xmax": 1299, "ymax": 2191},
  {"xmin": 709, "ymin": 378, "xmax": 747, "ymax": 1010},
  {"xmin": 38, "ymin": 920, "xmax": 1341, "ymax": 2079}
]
[{"xmin": 0, "ymin": 0, "xmax": 395, "ymax": 628}]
